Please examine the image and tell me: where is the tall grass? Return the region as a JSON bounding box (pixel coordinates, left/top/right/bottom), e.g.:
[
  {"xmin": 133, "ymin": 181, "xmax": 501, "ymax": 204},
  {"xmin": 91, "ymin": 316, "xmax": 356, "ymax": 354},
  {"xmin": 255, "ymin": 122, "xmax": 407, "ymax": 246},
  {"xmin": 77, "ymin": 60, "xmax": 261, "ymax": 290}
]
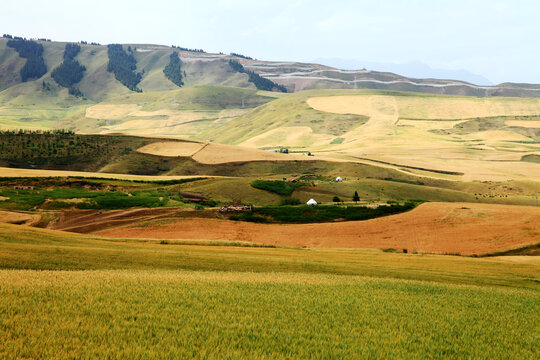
[
  {"xmin": 0, "ymin": 270, "xmax": 538, "ymax": 359},
  {"xmin": 0, "ymin": 223, "xmax": 539, "ymax": 358}
]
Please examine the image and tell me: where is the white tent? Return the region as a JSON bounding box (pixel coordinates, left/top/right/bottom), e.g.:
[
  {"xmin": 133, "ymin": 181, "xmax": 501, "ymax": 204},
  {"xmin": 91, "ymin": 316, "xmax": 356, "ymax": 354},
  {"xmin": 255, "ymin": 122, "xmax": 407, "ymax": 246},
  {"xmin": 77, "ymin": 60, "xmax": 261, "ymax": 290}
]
[
  {"xmin": 335, "ymin": 176, "xmax": 343, "ymax": 182},
  {"xmin": 306, "ymin": 198, "xmax": 317, "ymax": 206}
]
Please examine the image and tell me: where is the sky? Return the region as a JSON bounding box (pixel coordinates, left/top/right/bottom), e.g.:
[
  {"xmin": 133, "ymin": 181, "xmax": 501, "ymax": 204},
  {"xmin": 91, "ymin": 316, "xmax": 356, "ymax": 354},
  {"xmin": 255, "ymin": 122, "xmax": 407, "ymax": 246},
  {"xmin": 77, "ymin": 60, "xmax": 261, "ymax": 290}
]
[{"xmin": 1, "ymin": 0, "xmax": 539, "ymax": 84}]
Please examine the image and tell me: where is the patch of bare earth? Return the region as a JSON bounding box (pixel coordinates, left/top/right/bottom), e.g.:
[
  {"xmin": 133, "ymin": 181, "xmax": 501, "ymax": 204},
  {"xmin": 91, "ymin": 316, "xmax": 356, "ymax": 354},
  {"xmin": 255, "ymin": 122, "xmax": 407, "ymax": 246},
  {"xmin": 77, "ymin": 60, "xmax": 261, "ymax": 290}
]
[{"xmin": 59, "ymin": 202, "xmax": 540, "ymax": 255}]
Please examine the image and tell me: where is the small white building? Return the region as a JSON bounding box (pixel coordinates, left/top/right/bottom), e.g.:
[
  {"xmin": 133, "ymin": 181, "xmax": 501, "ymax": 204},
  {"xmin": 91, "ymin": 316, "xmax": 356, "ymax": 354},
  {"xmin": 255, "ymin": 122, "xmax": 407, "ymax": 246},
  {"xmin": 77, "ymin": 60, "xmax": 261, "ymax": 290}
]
[
  {"xmin": 306, "ymin": 198, "xmax": 317, "ymax": 206},
  {"xmin": 335, "ymin": 176, "xmax": 343, "ymax": 182}
]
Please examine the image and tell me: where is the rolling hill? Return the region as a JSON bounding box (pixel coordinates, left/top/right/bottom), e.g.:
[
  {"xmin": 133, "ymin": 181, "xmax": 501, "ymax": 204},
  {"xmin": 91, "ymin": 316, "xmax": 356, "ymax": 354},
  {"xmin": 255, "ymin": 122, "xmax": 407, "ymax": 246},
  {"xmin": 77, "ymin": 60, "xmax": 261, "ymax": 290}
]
[{"xmin": 0, "ymin": 36, "xmax": 539, "ymax": 183}]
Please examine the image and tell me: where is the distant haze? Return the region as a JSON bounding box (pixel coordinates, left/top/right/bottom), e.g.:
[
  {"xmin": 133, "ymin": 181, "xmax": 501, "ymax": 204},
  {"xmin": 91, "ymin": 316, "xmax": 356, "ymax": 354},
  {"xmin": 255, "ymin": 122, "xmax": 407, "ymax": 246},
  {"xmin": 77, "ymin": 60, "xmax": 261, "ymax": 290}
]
[
  {"xmin": 314, "ymin": 59, "xmax": 494, "ymax": 86},
  {"xmin": 1, "ymin": 0, "xmax": 539, "ymax": 84}
]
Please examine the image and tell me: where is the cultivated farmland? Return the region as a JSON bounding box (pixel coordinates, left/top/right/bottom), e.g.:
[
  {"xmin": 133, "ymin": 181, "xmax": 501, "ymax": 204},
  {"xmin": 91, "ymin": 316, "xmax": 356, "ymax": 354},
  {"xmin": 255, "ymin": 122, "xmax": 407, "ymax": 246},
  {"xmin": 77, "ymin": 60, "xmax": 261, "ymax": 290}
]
[{"xmin": 0, "ymin": 223, "xmax": 538, "ymax": 359}]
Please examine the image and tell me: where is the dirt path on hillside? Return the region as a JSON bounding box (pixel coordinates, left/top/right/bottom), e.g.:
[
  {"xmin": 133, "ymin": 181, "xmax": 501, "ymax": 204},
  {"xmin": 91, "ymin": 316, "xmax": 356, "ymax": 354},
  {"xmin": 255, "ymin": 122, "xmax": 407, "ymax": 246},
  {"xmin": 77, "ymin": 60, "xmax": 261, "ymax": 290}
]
[{"xmin": 85, "ymin": 202, "xmax": 540, "ymax": 255}]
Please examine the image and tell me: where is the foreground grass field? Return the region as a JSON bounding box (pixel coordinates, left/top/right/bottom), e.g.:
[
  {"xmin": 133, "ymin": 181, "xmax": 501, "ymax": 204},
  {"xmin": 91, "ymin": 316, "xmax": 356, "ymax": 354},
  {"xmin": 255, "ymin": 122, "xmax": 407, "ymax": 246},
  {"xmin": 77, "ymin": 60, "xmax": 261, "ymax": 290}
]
[
  {"xmin": 0, "ymin": 223, "xmax": 539, "ymax": 359},
  {"xmin": 1, "ymin": 269, "xmax": 538, "ymax": 359}
]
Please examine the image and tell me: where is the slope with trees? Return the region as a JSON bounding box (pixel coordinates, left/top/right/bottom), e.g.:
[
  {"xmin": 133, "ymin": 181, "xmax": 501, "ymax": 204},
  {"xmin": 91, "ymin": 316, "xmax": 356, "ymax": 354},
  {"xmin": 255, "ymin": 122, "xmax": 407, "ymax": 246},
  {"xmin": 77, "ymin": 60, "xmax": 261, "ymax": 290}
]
[
  {"xmin": 6, "ymin": 39, "xmax": 47, "ymax": 81},
  {"xmin": 163, "ymin": 52, "xmax": 184, "ymax": 87},
  {"xmin": 107, "ymin": 44, "xmax": 142, "ymax": 92},
  {"xmin": 51, "ymin": 43, "xmax": 86, "ymax": 97},
  {"xmin": 229, "ymin": 60, "xmax": 287, "ymax": 92}
]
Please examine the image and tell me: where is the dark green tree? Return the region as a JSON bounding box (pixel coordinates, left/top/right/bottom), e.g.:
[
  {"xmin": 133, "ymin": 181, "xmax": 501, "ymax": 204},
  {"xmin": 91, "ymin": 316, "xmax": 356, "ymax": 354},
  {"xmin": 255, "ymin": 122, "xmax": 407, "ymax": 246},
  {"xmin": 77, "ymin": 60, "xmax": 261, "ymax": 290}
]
[
  {"xmin": 353, "ymin": 191, "xmax": 360, "ymax": 203},
  {"xmin": 51, "ymin": 44, "xmax": 86, "ymax": 97},
  {"xmin": 106, "ymin": 44, "xmax": 142, "ymax": 92},
  {"xmin": 7, "ymin": 39, "xmax": 47, "ymax": 81},
  {"xmin": 228, "ymin": 60, "xmax": 286, "ymax": 92},
  {"xmin": 163, "ymin": 52, "xmax": 184, "ymax": 87}
]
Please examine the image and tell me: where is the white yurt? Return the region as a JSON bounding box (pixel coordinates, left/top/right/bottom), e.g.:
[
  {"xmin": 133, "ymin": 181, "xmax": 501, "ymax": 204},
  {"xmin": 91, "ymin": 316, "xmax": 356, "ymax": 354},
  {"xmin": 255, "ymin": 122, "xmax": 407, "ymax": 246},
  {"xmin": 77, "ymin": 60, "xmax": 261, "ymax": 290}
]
[
  {"xmin": 335, "ymin": 176, "xmax": 343, "ymax": 182},
  {"xmin": 306, "ymin": 198, "xmax": 317, "ymax": 206}
]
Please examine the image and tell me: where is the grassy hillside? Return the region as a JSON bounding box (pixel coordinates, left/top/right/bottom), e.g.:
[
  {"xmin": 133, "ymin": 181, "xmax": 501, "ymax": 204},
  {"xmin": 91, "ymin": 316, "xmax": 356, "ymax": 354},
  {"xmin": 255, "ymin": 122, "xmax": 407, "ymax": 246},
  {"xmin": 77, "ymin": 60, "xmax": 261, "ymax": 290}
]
[
  {"xmin": 197, "ymin": 89, "xmax": 540, "ymax": 181},
  {"xmin": 0, "ymin": 39, "xmax": 257, "ymax": 101},
  {"xmin": 0, "ymin": 131, "xmax": 538, "ymax": 206},
  {"xmin": 0, "ymin": 223, "xmax": 538, "ymax": 359}
]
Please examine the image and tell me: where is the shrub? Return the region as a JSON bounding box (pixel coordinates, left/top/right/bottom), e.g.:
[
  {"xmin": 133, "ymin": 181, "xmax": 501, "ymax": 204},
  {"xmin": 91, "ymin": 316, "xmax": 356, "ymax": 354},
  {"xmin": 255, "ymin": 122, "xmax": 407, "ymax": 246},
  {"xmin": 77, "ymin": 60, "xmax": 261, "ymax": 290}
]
[
  {"xmin": 281, "ymin": 198, "xmax": 301, "ymax": 206},
  {"xmin": 332, "ymin": 196, "xmax": 342, "ymax": 203},
  {"xmin": 235, "ymin": 203, "xmax": 417, "ymax": 224},
  {"xmin": 251, "ymin": 180, "xmax": 304, "ymax": 196},
  {"xmin": 77, "ymin": 192, "xmax": 167, "ymax": 209}
]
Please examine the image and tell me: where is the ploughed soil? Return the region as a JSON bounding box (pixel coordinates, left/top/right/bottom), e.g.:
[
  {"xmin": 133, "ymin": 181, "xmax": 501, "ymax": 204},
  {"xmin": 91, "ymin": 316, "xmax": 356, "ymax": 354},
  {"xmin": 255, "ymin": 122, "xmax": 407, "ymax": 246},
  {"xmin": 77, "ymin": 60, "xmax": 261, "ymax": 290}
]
[{"xmin": 45, "ymin": 202, "xmax": 540, "ymax": 256}]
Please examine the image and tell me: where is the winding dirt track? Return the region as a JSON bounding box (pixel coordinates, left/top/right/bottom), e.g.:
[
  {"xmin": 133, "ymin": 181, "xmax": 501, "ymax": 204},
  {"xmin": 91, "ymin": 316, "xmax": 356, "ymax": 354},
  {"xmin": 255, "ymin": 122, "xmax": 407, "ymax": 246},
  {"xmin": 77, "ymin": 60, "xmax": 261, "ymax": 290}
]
[{"xmin": 74, "ymin": 202, "xmax": 540, "ymax": 255}]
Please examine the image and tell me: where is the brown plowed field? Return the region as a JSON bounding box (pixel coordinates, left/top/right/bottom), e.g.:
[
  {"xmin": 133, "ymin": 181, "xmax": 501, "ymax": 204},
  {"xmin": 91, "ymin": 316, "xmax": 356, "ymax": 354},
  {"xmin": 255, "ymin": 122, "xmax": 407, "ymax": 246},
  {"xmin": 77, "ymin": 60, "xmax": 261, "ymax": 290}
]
[{"xmin": 74, "ymin": 202, "xmax": 540, "ymax": 255}]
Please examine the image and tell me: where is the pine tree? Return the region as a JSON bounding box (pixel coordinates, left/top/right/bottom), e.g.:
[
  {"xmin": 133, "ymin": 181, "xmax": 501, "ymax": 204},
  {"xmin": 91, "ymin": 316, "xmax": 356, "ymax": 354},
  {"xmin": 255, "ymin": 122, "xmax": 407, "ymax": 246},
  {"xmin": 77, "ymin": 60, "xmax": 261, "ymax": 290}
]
[{"xmin": 353, "ymin": 191, "xmax": 360, "ymax": 204}]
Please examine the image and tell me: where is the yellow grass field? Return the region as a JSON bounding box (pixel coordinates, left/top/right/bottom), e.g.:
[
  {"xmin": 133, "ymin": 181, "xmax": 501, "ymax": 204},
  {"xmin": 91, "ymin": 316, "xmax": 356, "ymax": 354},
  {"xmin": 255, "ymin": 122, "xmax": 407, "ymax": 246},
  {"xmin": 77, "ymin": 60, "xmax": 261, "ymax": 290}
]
[
  {"xmin": 192, "ymin": 142, "xmax": 305, "ymax": 164},
  {"xmin": 85, "ymin": 104, "xmax": 141, "ymax": 119},
  {"xmin": 240, "ymin": 126, "xmax": 334, "ymax": 148},
  {"xmin": 137, "ymin": 141, "xmax": 205, "ymax": 157},
  {"xmin": 0, "ymin": 210, "xmax": 40, "ymax": 225},
  {"xmin": 301, "ymin": 94, "xmax": 540, "ymax": 181},
  {"xmin": 0, "ymin": 167, "xmax": 211, "ymax": 181},
  {"xmin": 506, "ymin": 120, "xmax": 540, "ymax": 128}
]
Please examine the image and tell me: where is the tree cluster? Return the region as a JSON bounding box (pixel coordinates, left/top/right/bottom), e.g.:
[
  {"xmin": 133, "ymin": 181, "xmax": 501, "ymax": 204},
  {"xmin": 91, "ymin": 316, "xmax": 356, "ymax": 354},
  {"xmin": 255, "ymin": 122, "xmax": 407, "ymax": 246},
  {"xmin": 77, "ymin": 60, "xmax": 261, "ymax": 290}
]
[
  {"xmin": 163, "ymin": 52, "xmax": 184, "ymax": 87},
  {"xmin": 228, "ymin": 60, "xmax": 287, "ymax": 92},
  {"xmin": 0, "ymin": 130, "xmax": 142, "ymax": 170},
  {"xmin": 171, "ymin": 45, "xmax": 205, "ymax": 53},
  {"xmin": 230, "ymin": 52, "xmax": 253, "ymax": 60},
  {"xmin": 51, "ymin": 44, "xmax": 86, "ymax": 96},
  {"xmin": 6, "ymin": 39, "xmax": 47, "ymax": 81},
  {"xmin": 63, "ymin": 43, "xmax": 81, "ymax": 60},
  {"xmin": 107, "ymin": 44, "xmax": 142, "ymax": 92}
]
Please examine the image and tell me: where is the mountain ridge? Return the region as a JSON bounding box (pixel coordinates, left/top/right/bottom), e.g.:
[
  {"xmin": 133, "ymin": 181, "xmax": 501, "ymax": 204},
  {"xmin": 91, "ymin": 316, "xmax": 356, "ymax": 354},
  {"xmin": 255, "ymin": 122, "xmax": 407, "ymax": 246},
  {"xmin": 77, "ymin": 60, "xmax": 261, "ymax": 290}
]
[{"xmin": 1, "ymin": 36, "xmax": 540, "ymax": 101}]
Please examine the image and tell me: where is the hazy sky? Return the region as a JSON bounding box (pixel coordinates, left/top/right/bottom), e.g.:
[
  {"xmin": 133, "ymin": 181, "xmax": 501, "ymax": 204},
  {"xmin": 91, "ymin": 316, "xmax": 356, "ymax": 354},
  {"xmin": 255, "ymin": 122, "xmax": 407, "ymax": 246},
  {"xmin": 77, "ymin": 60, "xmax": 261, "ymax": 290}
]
[{"xmin": 2, "ymin": 0, "xmax": 539, "ymax": 84}]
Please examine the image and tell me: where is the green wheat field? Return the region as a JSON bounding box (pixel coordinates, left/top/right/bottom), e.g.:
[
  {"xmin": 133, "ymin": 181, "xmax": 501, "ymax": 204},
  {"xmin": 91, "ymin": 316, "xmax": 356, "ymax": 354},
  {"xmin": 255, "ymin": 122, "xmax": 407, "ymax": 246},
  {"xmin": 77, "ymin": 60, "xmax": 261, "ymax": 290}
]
[{"xmin": 0, "ymin": 223, "xmax": 538, "ymax": 359}]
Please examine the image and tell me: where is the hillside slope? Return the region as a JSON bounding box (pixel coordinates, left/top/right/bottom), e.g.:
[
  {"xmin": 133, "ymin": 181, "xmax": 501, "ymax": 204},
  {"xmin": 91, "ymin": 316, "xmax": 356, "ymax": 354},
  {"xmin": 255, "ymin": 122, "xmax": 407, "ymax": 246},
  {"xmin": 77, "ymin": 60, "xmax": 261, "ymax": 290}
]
[
  {"xmin": 198, "ymin": 89, "xmax": 540, "ymax": 181},
  {"xmin": 2, "ymin": 37, "xmax": 540, "ymax": 102}
]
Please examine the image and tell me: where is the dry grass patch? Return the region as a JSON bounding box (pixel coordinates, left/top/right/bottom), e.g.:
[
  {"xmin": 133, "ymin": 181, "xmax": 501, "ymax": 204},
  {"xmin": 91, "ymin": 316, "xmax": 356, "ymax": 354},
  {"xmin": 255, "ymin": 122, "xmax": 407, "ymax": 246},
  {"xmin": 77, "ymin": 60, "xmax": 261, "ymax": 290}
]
[
  {"xmin": 192, "ymin": 143, "xmax": 304, "ymax": 164},
  {"xmin": 85, "ymin": 104, "xmax": 141, "ymax": 119},
  {"xmin": 506, "ymin": 120, "xmax": 540, "ymax": 128},
  {"xmin": 0, "ymin": 166, "xmax": 206, "ymax": 181},
  {"xmin": 137, "ymin": 141, "xmax": 205, "ymax": 157}
]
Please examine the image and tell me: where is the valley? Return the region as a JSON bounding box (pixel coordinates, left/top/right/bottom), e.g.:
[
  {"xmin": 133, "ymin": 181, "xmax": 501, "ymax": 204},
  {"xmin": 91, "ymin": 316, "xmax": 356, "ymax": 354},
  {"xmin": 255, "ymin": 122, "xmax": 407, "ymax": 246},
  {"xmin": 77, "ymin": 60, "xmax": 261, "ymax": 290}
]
[{"xmin": 0, "ymin": 34, "xmax": 538, "ymax": 360}]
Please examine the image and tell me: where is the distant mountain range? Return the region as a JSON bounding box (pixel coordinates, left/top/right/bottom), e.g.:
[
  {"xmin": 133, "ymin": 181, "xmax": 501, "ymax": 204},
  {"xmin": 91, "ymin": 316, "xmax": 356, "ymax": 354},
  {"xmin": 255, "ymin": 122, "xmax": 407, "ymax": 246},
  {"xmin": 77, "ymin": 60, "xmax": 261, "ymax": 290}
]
[
  {"xmin": 1, "ymin": 36, "xmax": 540, "ymax": 103},
  {"xmin": 313, "ymin": 58, "xmax": 494, "ymax": 86}
]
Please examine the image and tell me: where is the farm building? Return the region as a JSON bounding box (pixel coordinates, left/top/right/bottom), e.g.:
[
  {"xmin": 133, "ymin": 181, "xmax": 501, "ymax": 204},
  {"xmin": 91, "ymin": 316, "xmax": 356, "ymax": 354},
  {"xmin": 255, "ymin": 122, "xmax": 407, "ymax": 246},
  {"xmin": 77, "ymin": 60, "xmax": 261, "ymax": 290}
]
[
  {"xmin": 219, "ymin": 204, "xmax": 252, "ymax": 212},
  {"xmin": 306, "ymin": 198, "xmax": 317, "ymax": 206},
  {"xmin": 13, "ymin": 185, "xmax": 35, "ymax": 190}
]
